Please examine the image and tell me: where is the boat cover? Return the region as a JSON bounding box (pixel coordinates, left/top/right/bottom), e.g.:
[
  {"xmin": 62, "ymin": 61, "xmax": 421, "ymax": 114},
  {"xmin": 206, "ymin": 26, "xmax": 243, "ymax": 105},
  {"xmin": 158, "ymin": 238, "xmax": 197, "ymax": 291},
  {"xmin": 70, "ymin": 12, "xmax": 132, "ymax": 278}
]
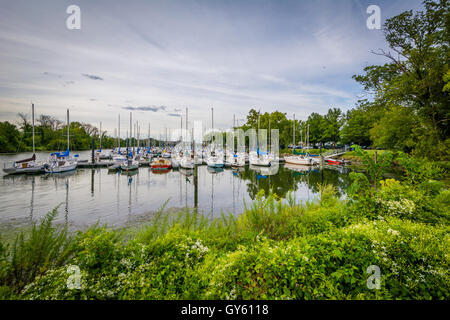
[
  {"xmin": 15, "ymin": 153, "xmax": 36, "ymax": 163},
  {"xmin": 50, "ymin": 149, "xmax": 70, "ymax": 158}
]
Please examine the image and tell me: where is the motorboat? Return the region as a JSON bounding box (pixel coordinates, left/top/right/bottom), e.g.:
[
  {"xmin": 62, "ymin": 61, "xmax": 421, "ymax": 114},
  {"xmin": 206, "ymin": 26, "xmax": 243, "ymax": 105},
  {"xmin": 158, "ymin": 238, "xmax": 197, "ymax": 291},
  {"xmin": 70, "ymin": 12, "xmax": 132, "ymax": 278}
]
[{"xmin": 151, "ymin": 158, "xmax": 172, "ymax": 169}]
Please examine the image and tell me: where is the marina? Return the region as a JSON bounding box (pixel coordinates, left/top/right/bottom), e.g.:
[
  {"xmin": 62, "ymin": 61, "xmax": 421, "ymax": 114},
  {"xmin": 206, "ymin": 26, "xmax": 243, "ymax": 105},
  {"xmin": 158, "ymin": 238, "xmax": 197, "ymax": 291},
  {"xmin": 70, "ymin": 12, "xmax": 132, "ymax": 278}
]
[{"xmin": 0, "ymin": 150, "xmax": 351, "ymax": 231}]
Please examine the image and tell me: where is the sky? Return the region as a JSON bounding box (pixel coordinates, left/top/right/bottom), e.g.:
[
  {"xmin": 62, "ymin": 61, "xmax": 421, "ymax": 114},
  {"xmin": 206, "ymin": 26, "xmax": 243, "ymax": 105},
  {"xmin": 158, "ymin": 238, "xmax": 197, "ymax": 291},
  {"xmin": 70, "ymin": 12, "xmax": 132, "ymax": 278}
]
[{"xmin": 0, "ymin": 0, "xmax": 424, "ymax": 139}]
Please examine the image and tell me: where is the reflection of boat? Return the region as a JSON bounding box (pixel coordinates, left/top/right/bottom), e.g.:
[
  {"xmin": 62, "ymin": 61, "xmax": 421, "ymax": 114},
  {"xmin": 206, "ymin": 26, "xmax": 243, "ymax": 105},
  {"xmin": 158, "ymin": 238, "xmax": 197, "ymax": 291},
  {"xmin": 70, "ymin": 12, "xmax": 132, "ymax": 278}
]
[
  {"xmin": 151, "ymin": 168, "xmax": 171, "ymax": 174},
  {"xmin": 43, "ymin": 169, "xmax": 77, "ymax": 179},
  {"xmin": 151, "ymin": 158, "xmax": 172, "ymax": 169},
  {"xmin": 207, "ymin": 166, "xmax": 224, "ymax": 174},
  {"xmin": 284, "ymin": 163, "xmax": 311, "ymax": 173},
  {"xmin": 122, "ymin": 169, "xmax": 138, "ymax": 177},
  {"xmin": 232, "ymin": 167, "xmax": 245, "ymax": 175},
  {"xmin": 180, "ymin": 168, "xmax": 194, "ymax": 177},
  {"xmin": 250, "ymin": 164, "xmax": 279, "ymax": 176}
]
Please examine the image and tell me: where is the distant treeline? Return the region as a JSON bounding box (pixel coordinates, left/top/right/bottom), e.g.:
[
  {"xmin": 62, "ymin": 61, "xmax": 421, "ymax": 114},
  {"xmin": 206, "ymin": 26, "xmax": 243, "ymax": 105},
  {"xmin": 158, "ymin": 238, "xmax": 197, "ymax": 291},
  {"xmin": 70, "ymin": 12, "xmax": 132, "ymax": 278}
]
[{"xmin": 0, "ymin": 114, "xmax": 158, "ymax": 153}]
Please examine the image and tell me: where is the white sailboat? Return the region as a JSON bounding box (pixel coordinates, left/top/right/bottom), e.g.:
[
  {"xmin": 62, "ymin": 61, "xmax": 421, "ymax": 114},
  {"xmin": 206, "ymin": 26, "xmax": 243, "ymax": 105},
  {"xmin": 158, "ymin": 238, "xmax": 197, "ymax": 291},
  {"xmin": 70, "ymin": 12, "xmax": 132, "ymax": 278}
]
[
  {"xmin": 249, "ymin": 112, "xmax": 271, "ymax": 167},
  {"xmin": 206, "ymin": 107, "xmax": 224, "ymax": 168},
  {"xmin": 3, "ymin": 103, "xmax": 46, "ymax": 175},
  {"xmin": 180, "ymin": 108, "xmax": 195, "ymax": 169},
  {"xmin": 45, "ymin": 109, "xmax": 78, "ymax": 173},
  {"xmin": 96, "ymin": 122, "xmax": 112, "ymax": 160},
  {"xmin": 120, "ymin": 112, "xmax": 139, "ymax": 172},
  {"xmin": 284, "ymin": 114, "xmax": 315, "ymax": 166}
]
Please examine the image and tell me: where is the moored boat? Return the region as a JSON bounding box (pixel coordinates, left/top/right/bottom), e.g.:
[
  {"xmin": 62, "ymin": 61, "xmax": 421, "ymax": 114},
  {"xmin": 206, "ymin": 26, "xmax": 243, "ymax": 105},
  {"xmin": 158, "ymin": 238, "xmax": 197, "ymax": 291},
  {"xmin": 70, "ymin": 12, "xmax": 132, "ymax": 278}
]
[
  {"xmin": 151, "ymin": 158, "xmax": 172, "ymax": 169},
  {"xmin": 3, "ymin": 104, "xmax": 45, "ymax": 175}
]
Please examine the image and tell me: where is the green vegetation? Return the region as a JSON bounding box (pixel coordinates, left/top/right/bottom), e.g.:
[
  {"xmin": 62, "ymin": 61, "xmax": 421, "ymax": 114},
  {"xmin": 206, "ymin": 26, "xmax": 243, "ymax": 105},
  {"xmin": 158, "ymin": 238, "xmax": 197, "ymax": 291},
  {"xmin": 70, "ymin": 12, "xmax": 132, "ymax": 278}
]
[
  {"xmin": 0, "ymin": 113, "xmax": 161, "ymax": 153},
  {"xmin": 0, "ymin": 150, "xmax": 448, "ymax": 300}
]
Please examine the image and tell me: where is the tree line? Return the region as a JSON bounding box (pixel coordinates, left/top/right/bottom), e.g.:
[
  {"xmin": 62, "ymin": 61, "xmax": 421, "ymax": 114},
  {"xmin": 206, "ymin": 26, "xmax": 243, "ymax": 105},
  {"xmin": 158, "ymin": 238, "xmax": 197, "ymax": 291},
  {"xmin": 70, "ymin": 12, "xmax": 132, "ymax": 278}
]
[
  {"xmin": 239, "ymin": 0, "xmax": 449, "ymax": 160},
  {"xmin": 0, "ymin": 113, "xmax": 118, "ymax": 153}
]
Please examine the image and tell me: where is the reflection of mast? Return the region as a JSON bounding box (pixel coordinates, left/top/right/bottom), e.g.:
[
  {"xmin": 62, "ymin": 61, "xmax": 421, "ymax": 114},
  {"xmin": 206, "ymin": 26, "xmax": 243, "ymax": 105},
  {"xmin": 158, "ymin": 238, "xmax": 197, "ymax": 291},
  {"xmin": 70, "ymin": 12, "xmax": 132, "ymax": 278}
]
[
  {"xmin": 211, "ymin": 173, "xmax": 214, "ymax": 215},
  {"xmin": 232, "ymin": 170, "xmax": 235, "ymax": 214},
  {"xmin": 185, "ymin": 174, "xmax": 188, "ymax": 209},
  {"xmin": 128, "ymin": 175, "xmax": 132, "ymax": 216},
  {"xmin": 117, "ymin": 173, "xmax": 120, "ymax": 215},
  {"xmin": 29, "ymin": 176, "xmax": 35, "ymax": 221},
  {"xmin": 91, "ymin": 169, "xmax": 94, "ymax": 196},
  {"xmin": 64, "ymin": 178, "xmax": 69, "ymax": 226},
  {"xmin": 194, "ymin": 165, "xmax": 198, "ymax": 212}
]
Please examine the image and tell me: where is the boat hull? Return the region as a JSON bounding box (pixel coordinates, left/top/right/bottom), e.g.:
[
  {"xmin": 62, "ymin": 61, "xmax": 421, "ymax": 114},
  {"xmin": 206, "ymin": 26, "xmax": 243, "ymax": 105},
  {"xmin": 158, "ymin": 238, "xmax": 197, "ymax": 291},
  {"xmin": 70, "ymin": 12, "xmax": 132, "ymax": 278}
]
[
  {"xmin": 3, "ymin": 165, "xmax": 45, "ymax": 175},
  {"xmin": 45, "ymin": 163, "xmax": 77, "ymax": 174},
  {"xmin": 284, "ymin": 156, "xmax": 313, "ymax": 166}
]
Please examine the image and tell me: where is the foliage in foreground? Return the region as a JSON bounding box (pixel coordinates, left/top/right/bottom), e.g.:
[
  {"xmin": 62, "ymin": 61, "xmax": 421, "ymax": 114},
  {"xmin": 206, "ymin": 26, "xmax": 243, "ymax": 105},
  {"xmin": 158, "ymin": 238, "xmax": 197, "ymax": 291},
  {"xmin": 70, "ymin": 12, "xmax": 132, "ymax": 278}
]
[{"xmin": 0, "ymin": 151, "xmax": 449, "ymax": 300}]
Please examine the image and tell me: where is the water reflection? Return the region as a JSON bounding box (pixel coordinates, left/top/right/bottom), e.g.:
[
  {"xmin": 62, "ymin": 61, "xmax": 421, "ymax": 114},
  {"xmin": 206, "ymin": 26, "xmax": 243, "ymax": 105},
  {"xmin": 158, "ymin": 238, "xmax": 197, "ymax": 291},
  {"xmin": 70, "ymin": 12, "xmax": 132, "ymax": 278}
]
[{"xmin": 0, "ymin": 156, "xmax": 353, "ymax": 230}]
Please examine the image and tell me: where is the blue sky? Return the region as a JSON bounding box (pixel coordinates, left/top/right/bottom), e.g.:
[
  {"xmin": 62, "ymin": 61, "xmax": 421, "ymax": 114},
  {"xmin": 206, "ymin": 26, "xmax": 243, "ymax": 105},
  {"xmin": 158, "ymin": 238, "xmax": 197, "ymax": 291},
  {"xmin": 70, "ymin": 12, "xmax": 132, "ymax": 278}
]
[{"xmin": 0, "ymin": 0, "xmax": 423, "ymax": 138}]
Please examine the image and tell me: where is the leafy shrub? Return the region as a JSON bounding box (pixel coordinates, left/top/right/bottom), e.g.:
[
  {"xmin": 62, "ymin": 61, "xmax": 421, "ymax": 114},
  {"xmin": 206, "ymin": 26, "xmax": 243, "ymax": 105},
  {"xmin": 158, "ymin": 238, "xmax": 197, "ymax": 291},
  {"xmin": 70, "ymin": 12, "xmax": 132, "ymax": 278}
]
[{"xmin": 0, "ymin": 209, "xmax": 73, "ymax": 294}]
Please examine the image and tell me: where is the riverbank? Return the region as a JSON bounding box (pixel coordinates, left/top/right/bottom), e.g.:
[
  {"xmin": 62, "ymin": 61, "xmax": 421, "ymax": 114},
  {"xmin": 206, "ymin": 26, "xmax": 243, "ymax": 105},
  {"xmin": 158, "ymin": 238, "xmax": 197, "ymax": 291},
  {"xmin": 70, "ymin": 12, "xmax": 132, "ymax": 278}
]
[{"xmin": 0, "ymin": 150, "xmax": 448, "ymax": 300}]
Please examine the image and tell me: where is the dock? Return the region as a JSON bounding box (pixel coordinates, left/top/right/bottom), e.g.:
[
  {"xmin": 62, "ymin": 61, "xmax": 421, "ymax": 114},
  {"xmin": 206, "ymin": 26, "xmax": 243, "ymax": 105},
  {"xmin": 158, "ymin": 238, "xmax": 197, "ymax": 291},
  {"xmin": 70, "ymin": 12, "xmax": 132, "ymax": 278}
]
[{"xmin": 77, "ymin": 160, "xmax": 151, "ymax": 168}]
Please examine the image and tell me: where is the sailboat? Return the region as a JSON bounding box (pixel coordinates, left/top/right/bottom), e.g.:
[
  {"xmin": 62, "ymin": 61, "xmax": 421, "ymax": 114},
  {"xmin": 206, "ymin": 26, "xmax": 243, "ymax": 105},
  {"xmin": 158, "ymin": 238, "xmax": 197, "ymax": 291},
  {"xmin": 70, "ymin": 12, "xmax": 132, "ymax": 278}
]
[
  {"xmin": 109, "ymin": 115, "xmax": 127, "ymax": 171},
  {"xmin": 3, "ymin": 104, "xmax": 46, "ymax": 175},
  {"xmin": 206, "ymin": 107, "xmax": 224, "ymax": 168},
  {"xmin": 249, "ymin": 111, "xmax": 271, "ymax": 167},
  {"xmin": 180, "ymin": 108, "xmax": 195, "ymax": 170},
  {"xmin": 96, "ymin": 122, "xmax": 111, "ymax": 160},
  {"xmin": 120, "ymin": 112, "xmax": 139, "ymax": 172},
  {"xmin": 285, "ymin": 115, "xmax": 315, "ymax": 166},
  {"xmin": 45, "ymin": 109, "xmax": 78, "ymax": 173}
]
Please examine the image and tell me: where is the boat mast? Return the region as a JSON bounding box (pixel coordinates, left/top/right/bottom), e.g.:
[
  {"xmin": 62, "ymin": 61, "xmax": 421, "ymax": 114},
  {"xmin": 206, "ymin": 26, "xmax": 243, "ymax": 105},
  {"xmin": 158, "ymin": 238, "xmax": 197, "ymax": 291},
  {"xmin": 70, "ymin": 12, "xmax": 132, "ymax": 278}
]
[
  {"xmin": 293, "ymin": 113, "xmax": 295, "ymax": 148},
  {"xmin": 67, "ymin": 109, "xmax": 70, "ymax": 151},
  {"xmin": 32, "ymin": 103, "xmax": 35, "ymax": 155},
  {"xmin": 269, "ymin": 117, "xmax": 271, "ymax": 154},
  {"xmin": 257, "ymin": 109, "xmax": 260, "ymax": 157},
  {"xmin": 307, "ymin": 124, "xmax": 310, "ymax": 148},
  {"xmin": 118, "ymin": 114, "xmax": 120, "ymax": 149},
  {"xmin": 186, "ymin": 107, "xmax": 188, "ymax": 153},
  {"xmin": 99, "ymin": 122, "xmax": 102, "ymax": 150},
  {"xmin": 129, "ymin": 112, "xmax": 133, "ymax": 154},
  {"xmin": 211, "ymin": 107, "xmax": 214, "ymax": 152}
]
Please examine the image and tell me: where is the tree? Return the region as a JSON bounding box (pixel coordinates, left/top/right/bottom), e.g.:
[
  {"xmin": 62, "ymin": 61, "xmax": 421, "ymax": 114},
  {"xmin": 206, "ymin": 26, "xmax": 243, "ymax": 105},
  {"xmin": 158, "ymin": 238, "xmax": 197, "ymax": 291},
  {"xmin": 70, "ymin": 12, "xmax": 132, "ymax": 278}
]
[
  {"xmin": 321, "ymin": 108, "xmax": 343, "ymax": 146},
  {"xmin": 352, "ymin": 0, "xmax": 450, "ymax": 159},
  {"xmin": 0, "ymin": 122, "xmax": 20, "ymax": 153}
]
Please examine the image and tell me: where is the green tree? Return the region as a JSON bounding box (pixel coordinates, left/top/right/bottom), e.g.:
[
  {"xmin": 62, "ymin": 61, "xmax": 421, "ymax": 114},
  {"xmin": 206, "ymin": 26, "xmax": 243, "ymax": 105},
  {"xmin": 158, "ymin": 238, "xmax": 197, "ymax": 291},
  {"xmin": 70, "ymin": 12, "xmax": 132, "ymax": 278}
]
[
  {"xmin": 352, "ymin": 0, "xmax": 450, "ymax": 159},
  {"xmin": 0, "ymin": 122, "xmax": 20, "ymax": 153}
]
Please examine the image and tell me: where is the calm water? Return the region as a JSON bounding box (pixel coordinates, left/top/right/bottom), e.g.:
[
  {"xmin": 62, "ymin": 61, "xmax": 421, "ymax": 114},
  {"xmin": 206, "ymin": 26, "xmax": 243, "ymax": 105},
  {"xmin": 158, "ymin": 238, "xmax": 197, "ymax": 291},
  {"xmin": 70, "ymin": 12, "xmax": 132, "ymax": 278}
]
[{"xmin": 0, "ymin": 151, "xmax": 353, "ymax": 230}]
